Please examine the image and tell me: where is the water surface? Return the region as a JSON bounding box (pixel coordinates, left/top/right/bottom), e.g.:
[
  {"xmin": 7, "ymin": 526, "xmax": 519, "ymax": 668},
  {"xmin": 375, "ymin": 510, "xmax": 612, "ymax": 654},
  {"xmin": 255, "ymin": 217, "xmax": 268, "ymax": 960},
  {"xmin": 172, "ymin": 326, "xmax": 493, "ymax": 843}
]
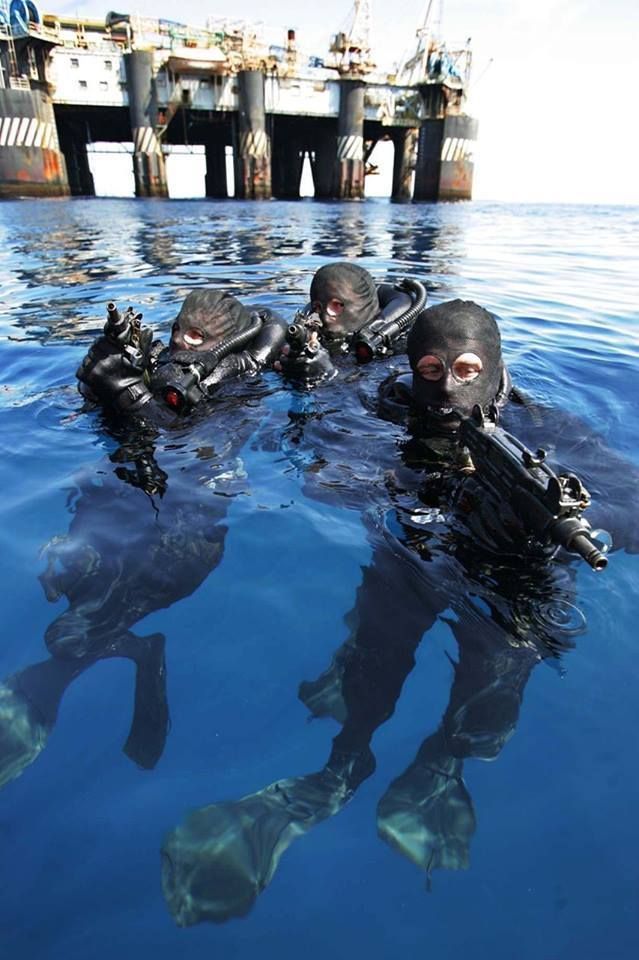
[{"xmin": 0, "ymin": 198, "xmax": 638, "ymax": 959}]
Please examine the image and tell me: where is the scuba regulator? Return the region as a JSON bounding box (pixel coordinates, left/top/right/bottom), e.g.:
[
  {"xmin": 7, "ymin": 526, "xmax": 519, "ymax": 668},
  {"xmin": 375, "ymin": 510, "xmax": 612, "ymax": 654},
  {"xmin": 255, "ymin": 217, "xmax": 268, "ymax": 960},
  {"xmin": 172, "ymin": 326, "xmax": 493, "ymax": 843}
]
[
  {"xmin": 151, "ymin": 312, "xmax": 264, "ymax": 413},
  {"xmin": 353, "ymin": 278, "xmax": 427, "ymax": 363}
]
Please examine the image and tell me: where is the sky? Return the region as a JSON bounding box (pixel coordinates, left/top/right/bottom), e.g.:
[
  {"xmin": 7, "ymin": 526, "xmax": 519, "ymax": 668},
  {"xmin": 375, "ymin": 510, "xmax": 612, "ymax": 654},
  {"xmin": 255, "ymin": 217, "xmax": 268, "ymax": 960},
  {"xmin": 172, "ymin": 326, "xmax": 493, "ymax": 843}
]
[{"xmin": 55, "ymin": 0, "xmax": 639, "ymax": 204}]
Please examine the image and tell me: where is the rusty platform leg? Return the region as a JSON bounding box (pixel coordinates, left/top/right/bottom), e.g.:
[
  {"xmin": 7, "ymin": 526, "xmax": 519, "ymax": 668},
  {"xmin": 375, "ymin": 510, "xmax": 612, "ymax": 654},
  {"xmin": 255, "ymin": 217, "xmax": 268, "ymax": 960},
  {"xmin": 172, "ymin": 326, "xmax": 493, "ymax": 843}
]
[
  {"xmin": 235, "ymin": 70, "xmax": 271, "ymax": 200},
  {"xmin": 123, "ymin": 50, "xmax": 168, "ymax": 198},
  {"xmin": 414, "ymin": 114, "xmax": 477, "ymax": 202},
  {"xmin": 391, "ymin": 127, "xmax": 418, "ymax": 203},
  {"xmin": 437, "ymin": 115, "xmax": 478, "ymax": 200},
  {"xmin": 0, "ymin": 88, "xmax": 69, "ymax": 198},
  {"xmin": 333, "ymin": 78, "xmax": 365, "ymax": 200}
]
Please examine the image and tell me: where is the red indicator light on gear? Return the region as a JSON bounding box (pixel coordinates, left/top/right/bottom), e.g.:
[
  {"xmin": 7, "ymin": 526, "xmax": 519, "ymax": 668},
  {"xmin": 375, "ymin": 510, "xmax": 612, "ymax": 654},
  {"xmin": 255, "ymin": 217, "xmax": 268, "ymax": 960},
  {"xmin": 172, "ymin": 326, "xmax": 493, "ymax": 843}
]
[
  {"xmin": 356, "ymin": 344, "xmax": 372, "ymax": 363},
  {"xmin": 165, "ymin": 389, "xmax": 182, "ymax": 409}
]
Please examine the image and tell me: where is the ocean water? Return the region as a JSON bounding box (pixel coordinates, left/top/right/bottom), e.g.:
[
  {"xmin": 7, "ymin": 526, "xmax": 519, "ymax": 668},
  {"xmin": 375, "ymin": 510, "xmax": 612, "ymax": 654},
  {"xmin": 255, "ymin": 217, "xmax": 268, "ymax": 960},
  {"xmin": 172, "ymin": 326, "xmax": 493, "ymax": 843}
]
[{"xmin": 0, "ymin": 197, "xmax": 638, "ymax": 959}]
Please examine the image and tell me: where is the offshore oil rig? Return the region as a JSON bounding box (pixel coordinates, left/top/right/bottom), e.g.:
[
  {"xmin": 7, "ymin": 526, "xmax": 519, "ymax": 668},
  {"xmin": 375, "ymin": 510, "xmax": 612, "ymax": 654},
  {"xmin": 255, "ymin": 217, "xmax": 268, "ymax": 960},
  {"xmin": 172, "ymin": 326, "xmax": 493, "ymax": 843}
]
[{"xmin": 0, "ymin": 1, "xmax": 477, "ymax": 201}]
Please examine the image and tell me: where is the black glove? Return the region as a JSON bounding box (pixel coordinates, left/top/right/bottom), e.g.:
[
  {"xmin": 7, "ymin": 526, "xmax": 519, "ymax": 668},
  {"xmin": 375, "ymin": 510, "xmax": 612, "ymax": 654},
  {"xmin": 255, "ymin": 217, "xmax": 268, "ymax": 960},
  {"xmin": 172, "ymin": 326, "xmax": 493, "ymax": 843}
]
[
  {"xmin": 200, "ymin": 351, "xmax": 259, "ymax": 389},
  {"xmin": 76, "ymin": 335, "xmax": 153, "ymax": 413},
  {"xmin": 275, "ymin": 338, "xmax": 337, "ymax": 384}
]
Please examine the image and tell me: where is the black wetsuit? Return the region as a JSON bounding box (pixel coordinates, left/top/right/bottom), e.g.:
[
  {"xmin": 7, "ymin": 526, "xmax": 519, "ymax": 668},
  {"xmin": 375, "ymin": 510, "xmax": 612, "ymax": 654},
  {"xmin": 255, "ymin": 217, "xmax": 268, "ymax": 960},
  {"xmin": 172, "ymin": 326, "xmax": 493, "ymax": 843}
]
[
  {"xmin": 291, "ymin": 371, "xmax": 639, "ymax": 873},
  {"xmin": 158, "ymin": 364, "xmax": 639, "ymax": 926},
  {"xmin": 282, "ymin": 282, "xmax": 420, "ymax": 383},
  {"xmin": 77, "ymin": 308, "xmax": 287, "ymax": 424},
  {"xmin": 0, "ymin": 312, "xmax": 286, "ymax": 789}
]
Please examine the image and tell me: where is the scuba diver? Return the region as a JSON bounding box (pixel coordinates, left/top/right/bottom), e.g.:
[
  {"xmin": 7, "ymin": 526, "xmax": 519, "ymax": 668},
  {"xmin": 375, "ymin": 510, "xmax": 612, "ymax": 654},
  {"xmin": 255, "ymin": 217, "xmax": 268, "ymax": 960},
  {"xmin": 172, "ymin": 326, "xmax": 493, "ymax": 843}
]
[
  {"xmin": 160, "ymin": 300, "xmax": 639, "ymax": 925},
  {"xmin": 0, "ymin": 289, "xmax": 286, "ymax": 792},
  {"xmin": 275, "ymin": 261, "xmax": 427, "ymax": 382},
  {"xmin": 77, "ymin": 287, "xmax": 287, "ymax": 419}
]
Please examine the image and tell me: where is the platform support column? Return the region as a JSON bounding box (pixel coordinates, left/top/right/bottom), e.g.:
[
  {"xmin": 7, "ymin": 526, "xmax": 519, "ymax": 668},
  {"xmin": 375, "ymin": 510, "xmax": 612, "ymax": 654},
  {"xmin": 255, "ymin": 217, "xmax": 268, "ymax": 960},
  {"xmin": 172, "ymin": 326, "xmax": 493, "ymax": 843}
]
[
  {"xmin": 333, "ymin": 78, "xmax": 365, "ymax": 199},
  {"xmin": 272, "ymin": 146, "xmax": 304, "ymax": 199},
  {"xmin": 413, "ymin": 116, "xmax": 443, "ymax": 202},
  {"xmin": 235, "ymin": 69, "xmax": 271, "ymax": 200},
  {"xmin": 414, "ymin": 82, "xmax": 478, "ymax": 202},
  {"xmin": 204, "ymin": 138, "xmax": 228, "ymax": 198},
  {"xmin": 391, "ymin": 127, "xmax": 418, "ymax": 203},
  {"xmin": 437, "ymin": 114, "xmax": 478, "ymax": 200},
  {"xmin": 57, "ymin": 118, "xmax": 95, "ymax": 196},
  {"xmin": 0, "ymin": 88, "xmax": 69, "ymax": 198},
  {"xmin": 123, "ymin": 50, "xmax": 168, "ymax": 198},
  {"xmin": 272, "ymin": 134, "xmax": 304, "ymax": 199},
  {"xmin": 311, "ymin": 135, "xmax": 334, "ymax": 199}
]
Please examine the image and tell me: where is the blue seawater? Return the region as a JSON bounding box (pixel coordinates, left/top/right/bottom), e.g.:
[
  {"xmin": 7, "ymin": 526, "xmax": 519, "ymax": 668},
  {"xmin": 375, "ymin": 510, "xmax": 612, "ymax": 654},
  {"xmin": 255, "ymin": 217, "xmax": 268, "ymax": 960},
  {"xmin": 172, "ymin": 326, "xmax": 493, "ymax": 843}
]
[{"xmin": 0, "ymin": 198, "xmax": 638, "ymax": 959}]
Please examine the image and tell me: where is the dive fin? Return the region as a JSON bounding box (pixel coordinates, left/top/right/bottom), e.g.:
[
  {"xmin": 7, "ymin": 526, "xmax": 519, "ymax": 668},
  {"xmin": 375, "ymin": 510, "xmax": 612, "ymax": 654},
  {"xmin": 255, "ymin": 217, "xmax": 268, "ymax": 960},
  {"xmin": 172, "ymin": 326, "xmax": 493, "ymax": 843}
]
[{"xmin": 118, "ymin": 632, "xmax": 170, "ymax": 769}]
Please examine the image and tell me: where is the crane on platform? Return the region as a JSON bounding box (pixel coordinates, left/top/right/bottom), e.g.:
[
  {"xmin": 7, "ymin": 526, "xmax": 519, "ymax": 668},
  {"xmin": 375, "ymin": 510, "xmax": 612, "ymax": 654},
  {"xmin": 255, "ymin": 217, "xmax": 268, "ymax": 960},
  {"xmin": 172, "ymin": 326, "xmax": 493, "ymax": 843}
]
[
  {"xmin": 394, "ymin": 0, "xmax": 438, "ymax": 87},
  {"xmin": 329, "ymin": 0, "xmax": 375, "ymax": 76},
  {"xmin": 394, "ymin": 0, "xmax": 471, "ymax": 90}
]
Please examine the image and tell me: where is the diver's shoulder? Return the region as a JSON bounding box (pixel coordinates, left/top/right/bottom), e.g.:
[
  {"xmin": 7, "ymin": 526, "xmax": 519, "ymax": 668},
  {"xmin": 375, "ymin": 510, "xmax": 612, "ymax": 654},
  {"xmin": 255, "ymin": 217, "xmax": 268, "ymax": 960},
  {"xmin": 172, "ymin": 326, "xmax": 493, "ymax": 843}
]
[
  {"xmin": 257, "ymin": 306, "xmax": 288, "ymax": 331},
  {"xmin": 378, "ymin": 371, "xmax": 414, "ymax": 422}
]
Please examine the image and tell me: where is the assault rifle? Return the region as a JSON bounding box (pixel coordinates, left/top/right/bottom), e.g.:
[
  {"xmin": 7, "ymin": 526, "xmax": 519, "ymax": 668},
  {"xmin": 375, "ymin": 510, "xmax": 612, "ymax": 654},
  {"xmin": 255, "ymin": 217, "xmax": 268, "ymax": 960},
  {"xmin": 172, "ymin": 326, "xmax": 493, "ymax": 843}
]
[{"xmin": 459, "ymin": 405, "xmax": 609, "ymax": 571}]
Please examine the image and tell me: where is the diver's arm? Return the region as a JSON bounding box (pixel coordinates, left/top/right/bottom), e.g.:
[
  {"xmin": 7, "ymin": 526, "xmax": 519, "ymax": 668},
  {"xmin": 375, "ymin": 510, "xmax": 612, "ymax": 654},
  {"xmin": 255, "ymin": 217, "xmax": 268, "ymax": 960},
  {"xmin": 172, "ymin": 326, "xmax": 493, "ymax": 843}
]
[
  {"xmin": 76, "ymin": 303, "xmax": 164, "ymax": 416},
  {"xmin": 76, "ymin": 334, "xmax": 156, "ymax": 413},
  {"xmin": 107, "ymin": 418, "xmax": 169, "ymax": 496},
  {"xmin": 78, "ymin": 347, "xmax": 179, "ymax": 429}
]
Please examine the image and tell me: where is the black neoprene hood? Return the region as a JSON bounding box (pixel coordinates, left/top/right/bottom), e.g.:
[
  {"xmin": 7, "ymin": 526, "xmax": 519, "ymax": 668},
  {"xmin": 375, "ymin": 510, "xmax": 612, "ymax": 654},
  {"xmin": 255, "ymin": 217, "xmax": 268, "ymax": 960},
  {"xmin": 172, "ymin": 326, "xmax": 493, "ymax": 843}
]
[
  {"xmin": 170, "ymin": 289, "xmax": 254, "ymax": 353},
  {"xmin": 407, "ymin": 300, "xmax": 505, "ymax": 420},
  {"xmin": 310, "ymin": 262, "xmax": 378, "ymax": 335}
]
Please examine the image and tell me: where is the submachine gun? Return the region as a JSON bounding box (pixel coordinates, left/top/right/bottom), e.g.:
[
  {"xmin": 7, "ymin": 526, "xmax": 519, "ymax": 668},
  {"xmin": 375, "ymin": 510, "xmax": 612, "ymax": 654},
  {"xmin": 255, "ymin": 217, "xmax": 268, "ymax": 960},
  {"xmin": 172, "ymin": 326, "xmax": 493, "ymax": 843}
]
[
  {"xmin": 459, "ymin": 405, "xmax": 609, "ymax": 571},
  {"xmin": 285, "ymin": 310, "xmax": 323, "ymax": 360},
  {"xmin": 104, "ymin": 301, "xmax": 151, "ymax": 372},
  {"xmin": 281, "ymin": 311, "xmax": 338, "ymax": 382}
]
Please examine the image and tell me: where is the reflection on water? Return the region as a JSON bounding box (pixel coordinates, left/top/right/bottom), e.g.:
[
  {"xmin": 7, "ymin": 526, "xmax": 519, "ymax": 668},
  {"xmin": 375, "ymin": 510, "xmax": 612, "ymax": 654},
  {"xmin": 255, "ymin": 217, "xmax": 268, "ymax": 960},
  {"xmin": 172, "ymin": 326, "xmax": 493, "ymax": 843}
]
[{"xmin": 0, "ymin": 198, "xmax": 638, "ymax": 958}]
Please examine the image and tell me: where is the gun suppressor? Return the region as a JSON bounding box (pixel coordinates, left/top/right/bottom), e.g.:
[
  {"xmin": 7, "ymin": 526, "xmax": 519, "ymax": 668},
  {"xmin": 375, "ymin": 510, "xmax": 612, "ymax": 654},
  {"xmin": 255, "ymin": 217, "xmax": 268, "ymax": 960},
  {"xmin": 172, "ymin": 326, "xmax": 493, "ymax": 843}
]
[{"xmin": 552, "ymin": 518, "xmax": 608, "ymax": 571}]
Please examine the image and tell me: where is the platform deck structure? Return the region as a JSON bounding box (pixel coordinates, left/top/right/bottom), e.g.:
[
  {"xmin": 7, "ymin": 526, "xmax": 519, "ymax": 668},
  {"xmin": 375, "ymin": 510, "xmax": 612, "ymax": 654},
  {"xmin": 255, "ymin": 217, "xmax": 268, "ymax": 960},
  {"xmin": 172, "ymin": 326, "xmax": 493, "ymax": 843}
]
[{"xmin": 0, "ymin": 4, "xmax": 477, "ymax": 200}]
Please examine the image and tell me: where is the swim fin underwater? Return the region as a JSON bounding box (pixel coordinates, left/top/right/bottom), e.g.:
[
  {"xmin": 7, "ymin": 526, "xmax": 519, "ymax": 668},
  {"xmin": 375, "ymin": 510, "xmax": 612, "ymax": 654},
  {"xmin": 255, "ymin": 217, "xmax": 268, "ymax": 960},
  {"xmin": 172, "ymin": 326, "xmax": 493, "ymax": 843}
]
[
  {"xmin": 161, "ymin": 748, "xmax": 375, "ymax": 925},
  {"xmin": 0, "ymin": 630, "xmax": 169, "ymax": 790}
]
